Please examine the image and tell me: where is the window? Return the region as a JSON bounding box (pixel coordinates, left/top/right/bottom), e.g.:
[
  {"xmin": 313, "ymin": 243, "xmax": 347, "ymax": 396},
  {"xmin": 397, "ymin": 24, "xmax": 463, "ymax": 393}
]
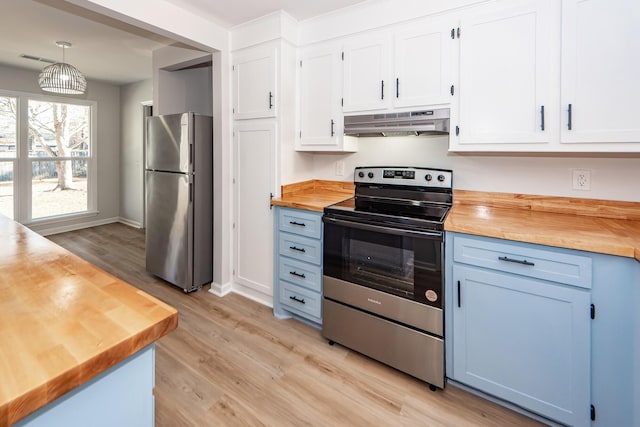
[
  {"xmin": 0, "ymin": 91, "xmax": 96, "ymax": 224},
  {"xmin": 0, "ymin": 96, "xmax": 17, "ymax": 219}
]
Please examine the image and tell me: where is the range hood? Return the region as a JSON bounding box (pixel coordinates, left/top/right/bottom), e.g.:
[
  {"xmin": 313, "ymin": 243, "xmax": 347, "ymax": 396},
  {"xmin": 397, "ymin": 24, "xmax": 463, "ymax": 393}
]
[{"xmin": 344, "ymin": 108, "xmax": 450, "ymax": 137}]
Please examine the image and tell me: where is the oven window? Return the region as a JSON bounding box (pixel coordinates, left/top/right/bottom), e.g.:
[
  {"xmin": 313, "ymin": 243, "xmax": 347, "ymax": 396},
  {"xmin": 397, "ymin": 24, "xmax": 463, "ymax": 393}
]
[
  {"xmin": 348, "ymin": 236, "xmax": 414, "ymax": 296},
  {"xmin": 324, "ymin": 220, "xmax": 442, "ymax": 307}
]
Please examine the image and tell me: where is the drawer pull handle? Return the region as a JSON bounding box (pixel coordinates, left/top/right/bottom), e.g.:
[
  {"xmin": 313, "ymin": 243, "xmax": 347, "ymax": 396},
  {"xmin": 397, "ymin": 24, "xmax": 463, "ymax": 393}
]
[
  {"xmin": 289, "ymin": 271, "xmax": 306, "ymax": 279},
  {"xmin": 290, "ymin": 295, "xmax": 306, "ymax": 304},
  {"xmin": 289, "ymin": 221, "xmax": 306, "ymax": 227},
  {"xmin": 290, "ymin": 246, "xmax": 306, "ymax": 253},
  {"xmin": 498, "ymin": 256, "xmax": 535, "ymax": 266}
]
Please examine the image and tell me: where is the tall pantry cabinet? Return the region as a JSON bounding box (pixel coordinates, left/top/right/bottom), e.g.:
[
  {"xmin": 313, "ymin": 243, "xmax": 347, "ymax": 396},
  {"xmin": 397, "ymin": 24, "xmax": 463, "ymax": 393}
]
[{"xmin": 230, "ymin": 32, "xmax": 297, "ymax": 305}]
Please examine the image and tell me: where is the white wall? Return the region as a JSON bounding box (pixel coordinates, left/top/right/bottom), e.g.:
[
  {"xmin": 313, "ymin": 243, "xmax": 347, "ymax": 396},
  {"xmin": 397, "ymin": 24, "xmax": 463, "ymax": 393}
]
[
  {"xmin": 152, "ymin": 45, "xmax": 213, "ymax": 116},
  {"xmin": 309, "ymin": 136, "xmax": 640, "ymax": 202},
  {"xmin": 120, "ymin": 79, "xmax": 152, "ymax": 226},
  {"xmin": 0, "ymin": 63, "xmax": 122, "ymax": 232}
]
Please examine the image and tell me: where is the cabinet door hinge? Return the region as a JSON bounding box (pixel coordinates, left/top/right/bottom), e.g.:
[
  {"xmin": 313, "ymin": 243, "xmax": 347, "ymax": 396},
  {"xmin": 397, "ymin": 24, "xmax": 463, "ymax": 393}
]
[
  {"xmin": 590, "ymin": 304, "xmax": 595, "ymax": 319},
  {"xmin": 341, "ymin": 51, "xmax": 344, "ymax": 61},
  {"xmin": 299, "ymin": 131, "xmax": 302, "ymax": 138},
  {"xmin": 455, "ymin": 125, "xmax": 460, "ymax": 136},
  {"xmin": 299, "ymin": 60, "xmax": 302, "ymax": 68},
  {"xmin": 591, "ymin": 404, "xmax": 596, "ymax": 421},
  {"xmin": 451, "ymin": 28, "xmax": 455, "ymax": 39},
  {"xmin": 269, "ymin": 192, "xmax": 274, "ymax": 210},
  {"xmin": 232, "ymin": 65, "xmax": 235, "ymax": 71},
  {"xmin": 232, "ymin": 107, "xmax": 235, "ymax": 114},
  {"xmin": 457, "ymin": 27, "xmax": 461, "ymax": 38},
  {"xmin": 450, "ymin": 85, "xmax": 455, "ymax": 96},
  {"xmin": 341, "ymin": 97, "xmax": 344, "ymax": 107}
]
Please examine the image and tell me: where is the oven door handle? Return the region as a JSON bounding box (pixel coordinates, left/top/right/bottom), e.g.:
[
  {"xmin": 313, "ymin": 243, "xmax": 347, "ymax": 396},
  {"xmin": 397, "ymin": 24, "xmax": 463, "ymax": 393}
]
[{"xmin": 323, "ymin": 216, "xmax": 443, "ymax": 239}]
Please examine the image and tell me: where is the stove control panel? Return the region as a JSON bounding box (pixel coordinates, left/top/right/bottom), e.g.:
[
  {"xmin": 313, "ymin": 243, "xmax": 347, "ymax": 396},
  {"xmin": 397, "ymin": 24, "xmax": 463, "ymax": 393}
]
[{"xmin": 354, "ymin": 166, "xmax": 452, "ymax": 188}]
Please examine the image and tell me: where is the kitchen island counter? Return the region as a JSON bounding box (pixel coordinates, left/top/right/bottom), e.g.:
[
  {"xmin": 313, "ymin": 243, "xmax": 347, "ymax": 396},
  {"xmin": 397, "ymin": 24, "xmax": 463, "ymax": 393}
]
[
  {"xmin": 0, "ymin": 215, "xmax": 178, "ymax": 426},
  {"xmin": 445, "ymin": 190, "xmax": 640, "ymax": 261}
]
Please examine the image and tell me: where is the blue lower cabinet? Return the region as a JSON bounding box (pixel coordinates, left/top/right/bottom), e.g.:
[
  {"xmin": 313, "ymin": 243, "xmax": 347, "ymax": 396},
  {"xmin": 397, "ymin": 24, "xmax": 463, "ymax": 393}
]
[
  {"xmin": 273, "ymin": 207, "xmax": 323, "ymax": 327},
  {"xmin": 452, "ymin": 265, "xmax": 590, "ymax": 426},
  {"xmin": 446, "ymin": 232, "xmax": 639, "ymax": 427}
]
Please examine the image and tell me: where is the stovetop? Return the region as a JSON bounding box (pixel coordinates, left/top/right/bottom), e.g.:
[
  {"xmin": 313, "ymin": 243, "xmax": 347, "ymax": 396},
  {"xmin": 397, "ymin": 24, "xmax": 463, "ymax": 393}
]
[{"xmin": 324, "ymin": 166, "xmax": 453, "ymax": 232}]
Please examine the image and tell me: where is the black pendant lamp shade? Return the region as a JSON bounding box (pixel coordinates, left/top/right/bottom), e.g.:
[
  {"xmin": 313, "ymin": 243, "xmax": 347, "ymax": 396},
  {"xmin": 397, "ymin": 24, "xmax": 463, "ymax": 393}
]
[{"xmin": 38, "ymin": 41, "xmax": 87, "ymax": 95}]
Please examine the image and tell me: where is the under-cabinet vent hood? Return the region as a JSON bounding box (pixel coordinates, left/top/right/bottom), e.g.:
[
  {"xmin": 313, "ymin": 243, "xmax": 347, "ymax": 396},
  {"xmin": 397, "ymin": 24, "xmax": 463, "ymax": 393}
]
[{"xmin": 344, "ymin": 108, "xmax": 449, "ymax": 137}]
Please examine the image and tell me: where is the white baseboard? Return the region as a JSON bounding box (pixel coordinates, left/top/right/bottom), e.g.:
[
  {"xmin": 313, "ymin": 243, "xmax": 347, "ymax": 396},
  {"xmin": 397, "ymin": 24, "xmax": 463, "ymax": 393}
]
[
  {"xmin": 209, "ymin": 281, "xmax": 233, "ymax": 297},
  {"xmin": 37, "ymin": 217, "xmax": 120, "ymax": 236},
  {"xmin": 117, "ymin": 217, "xmax": 142, "ymax": 229},
  {"xmin": 230, "ymin": 282, "xmax": 273, "ymax": 308}
]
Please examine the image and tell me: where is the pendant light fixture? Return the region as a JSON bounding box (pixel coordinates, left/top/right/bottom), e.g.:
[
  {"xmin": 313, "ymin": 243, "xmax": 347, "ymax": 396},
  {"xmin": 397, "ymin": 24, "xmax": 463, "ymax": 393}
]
[{"xmin": 38, "ymin": 41, "xmax": 87, "ymax": 95}]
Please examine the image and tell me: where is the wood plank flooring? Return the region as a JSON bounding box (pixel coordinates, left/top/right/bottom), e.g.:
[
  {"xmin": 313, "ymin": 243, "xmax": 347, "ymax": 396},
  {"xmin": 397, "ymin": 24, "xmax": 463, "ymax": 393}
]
[{"xmin": 48, "ymin": 223, "xmax": 544, "ymax": 427}]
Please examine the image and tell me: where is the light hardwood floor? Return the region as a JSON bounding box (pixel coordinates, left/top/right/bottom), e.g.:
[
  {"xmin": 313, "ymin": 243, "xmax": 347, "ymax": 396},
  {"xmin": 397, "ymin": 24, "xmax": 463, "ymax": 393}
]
[{"xmin": 48, "ymin": 223, "xmax": 544, "ymax": 427}]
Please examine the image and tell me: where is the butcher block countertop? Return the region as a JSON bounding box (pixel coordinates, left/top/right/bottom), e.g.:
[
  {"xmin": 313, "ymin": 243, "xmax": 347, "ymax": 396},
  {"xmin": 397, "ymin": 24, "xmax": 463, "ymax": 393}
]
[
  {"xmin": 0, "ymin": 216, "xmax": 178, "ymax": 426},
  {"xmin": 445, "ymin": 190, "xmax": 640, "ymax": 261},
  {"xmin": 270, "ymin": 180, "xmax": 355, "ymax": 212}
]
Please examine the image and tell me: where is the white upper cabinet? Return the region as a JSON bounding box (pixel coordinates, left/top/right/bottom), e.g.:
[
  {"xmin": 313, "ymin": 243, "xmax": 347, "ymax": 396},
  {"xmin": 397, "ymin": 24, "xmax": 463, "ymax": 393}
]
[
  {"xmin": 450, "ymin": 0, "xmax": 559, "ymax": 149},
  {"xmin": 394, "ymin": 15, "xmax": 453, "ymax": 109},
  {"xmin": 232, "ymin": 46, "xmax": 277, "ymax": 120},
  {"xmin": 560, "ymin": 0, "xmax": 640, "ymax": 146},
  {"xmin": 297, "ymin": 43, "xmax": 357, "ymax": 152},
  {"xmin": 342, "ymin": 14, "xmax": 455, "ymax": 114},
  {"xmin": 342, "ymin": 34, "xmax": 391, "ymax": 112}
]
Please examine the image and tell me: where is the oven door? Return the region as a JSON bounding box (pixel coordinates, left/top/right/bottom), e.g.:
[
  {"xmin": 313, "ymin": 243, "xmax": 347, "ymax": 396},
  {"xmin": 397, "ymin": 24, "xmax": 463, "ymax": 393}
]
[{"xmin": 323, "ymin": 215, "xmax": 443, "ymax": 309}]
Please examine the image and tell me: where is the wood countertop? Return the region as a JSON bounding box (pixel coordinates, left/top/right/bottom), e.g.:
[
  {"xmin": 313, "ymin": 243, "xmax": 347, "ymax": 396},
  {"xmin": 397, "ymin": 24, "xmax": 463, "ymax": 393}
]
[
  {"xmin": 445, "ymin": 190, "xmax": 640, "ymax": 261},
  {"xmin": 270, "ymin": 180, "xmax": 354, "ymax": 212},
  {"xmin": 0, "ymin": 216, "xmax": 178, "ymax": 426}
]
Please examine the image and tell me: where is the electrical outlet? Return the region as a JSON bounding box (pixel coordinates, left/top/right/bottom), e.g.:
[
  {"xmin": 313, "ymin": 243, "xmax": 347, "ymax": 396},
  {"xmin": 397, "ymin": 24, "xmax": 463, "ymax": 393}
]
[
  {"xmin": 335, "ymin": 160, "xmax": 345, "ymax": 176},
  {"xmin": 572, "ymin": 169, "xmax": 591, "ymax": 191}
]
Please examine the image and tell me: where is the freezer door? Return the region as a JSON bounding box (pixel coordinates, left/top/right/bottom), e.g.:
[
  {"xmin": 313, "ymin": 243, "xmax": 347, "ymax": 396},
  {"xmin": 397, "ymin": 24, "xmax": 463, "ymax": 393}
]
[
  {"xmin": 145, "ymin": 170, "xmax": 193, "ymax": 290},
  {"xmin": 146, "ymin": 113, "xmax": 191, "ymax": 173}
]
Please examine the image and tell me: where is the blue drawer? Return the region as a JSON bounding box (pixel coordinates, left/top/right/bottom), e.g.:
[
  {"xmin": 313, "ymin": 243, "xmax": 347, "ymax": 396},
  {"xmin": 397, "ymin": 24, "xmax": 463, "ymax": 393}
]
[
  {"xmin": 279, "ymin": 257, "xmax": 322, "ymax": 292},
  {"xmin": 279, "ymin": 281, "xmax": 321, "ymax": 322},
  {"xmin": 452, "ymin": 234, "xmax": 592, "ymax": 289},
  {"xmin": 278, "ymin": 208, "xmax": 322, "ymax": 239},
  {"xmin": 279, "ymin": 232, "xmax": 322, "ymax": 265}
]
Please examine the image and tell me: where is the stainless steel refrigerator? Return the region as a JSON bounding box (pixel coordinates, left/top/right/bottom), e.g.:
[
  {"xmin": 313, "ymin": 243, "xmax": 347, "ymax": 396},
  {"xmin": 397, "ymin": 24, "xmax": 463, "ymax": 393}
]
[{"xmin": 145, "ymin": 112, "xmax": 213, "ymax": 292}]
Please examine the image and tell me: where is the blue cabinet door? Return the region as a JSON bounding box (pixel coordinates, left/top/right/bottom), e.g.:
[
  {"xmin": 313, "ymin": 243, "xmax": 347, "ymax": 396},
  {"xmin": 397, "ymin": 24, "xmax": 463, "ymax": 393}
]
[{"xmin": 452, "ymin": 265, "xmax": 591, "ymax": 427}]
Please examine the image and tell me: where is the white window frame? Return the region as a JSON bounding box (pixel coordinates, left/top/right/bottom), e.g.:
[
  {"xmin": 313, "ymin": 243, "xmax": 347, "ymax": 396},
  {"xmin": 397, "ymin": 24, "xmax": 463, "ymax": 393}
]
[{"xmin": 0, "ymin": 89, "xmax": 97, "ymax": 225}]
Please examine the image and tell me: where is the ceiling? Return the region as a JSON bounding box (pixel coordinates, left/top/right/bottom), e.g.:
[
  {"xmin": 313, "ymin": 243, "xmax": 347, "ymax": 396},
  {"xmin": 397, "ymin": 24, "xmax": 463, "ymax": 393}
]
[
  {"xmin": 0, "ymin": 0, "xmax": 368, "ymax": 87},
  {"xmin": 163, "ymin": 0, "xmax": 368, "ymax": 28}
]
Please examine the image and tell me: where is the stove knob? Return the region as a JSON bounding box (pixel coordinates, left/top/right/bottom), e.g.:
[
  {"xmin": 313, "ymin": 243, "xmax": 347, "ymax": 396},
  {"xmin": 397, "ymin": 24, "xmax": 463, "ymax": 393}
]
[
  {"xmin": 437, "ymin": 174, "xmax": 446, "ymax": 182},
  {"xmin": 367, "ymin": 172, "xmax": 375, "ymax": 179},
  {"xmin": 425, "ymin": 174, "xmax": 432, "ymax": 181},
  {"xmin": 358, "ymin": 171, "xmax": 365, "ymax": 178}
]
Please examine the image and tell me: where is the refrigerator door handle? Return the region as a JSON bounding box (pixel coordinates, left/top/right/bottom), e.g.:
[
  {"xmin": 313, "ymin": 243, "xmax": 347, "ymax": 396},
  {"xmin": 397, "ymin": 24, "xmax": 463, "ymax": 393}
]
[{"xmin": 189, "ymin": 182, "xmax": 193, "ymax": 202}]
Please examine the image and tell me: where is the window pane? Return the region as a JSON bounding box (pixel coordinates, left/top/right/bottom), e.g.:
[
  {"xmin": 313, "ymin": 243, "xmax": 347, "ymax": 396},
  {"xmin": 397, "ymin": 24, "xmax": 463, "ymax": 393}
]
[
  {"xmin": 28, "ymin": 100, "xmax": 90, "ymax": 158},
  {"xmin": 0, "ymin": 162, "xmax": 13, "ymax": 219},
  {"xmin": 0, "ymin": 97, "xmax": 17, "ymax": 158},
  {"xmin": 32, "ymin": 160, "xmax": 87, "ymax": 219}
]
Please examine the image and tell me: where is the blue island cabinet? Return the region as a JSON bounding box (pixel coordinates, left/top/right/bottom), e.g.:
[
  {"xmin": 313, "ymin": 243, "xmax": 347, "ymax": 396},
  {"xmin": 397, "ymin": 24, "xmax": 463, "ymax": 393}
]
[
  {"xmin": 445, "ymin": 232, "xmax": 639, "ymax": 427},
  {"xmin": 14, "ymin": 345, "xmax": 155, "ymax": 427},
  {"xmin": 273, "ymin": 207, "xmax": 324, "ymax": 327}
]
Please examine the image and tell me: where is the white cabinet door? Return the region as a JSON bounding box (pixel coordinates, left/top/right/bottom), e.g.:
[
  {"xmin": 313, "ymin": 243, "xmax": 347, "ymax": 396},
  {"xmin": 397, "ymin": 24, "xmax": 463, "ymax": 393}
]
[
  {"xmin": 233, "ymin": 47, "xmax": 277, "ymax": 120},
  {"xmin": 452, "ymin": 265, "xmax": 591, "ymax": 427},
  {"xmin": 452, "ymin": 0, "xmax": 559, "ymax": 148},
  {"xmin": 297, "ymin": 44, "xmax": 356, "ymax": 152},
  {"xmin": 342, "ymin": 34, "xmax": 391, "ymax": 112},
  {"xmin": 233, "ymin": 122, "xmax": 276, "ymax": 300},
  {"xmin": 561, "ymin": 0, "xmax": 640, "ymax": 145},
  {"xmin": 394, "ymin": 15, "xmax": 454, "ymax": 109}
]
